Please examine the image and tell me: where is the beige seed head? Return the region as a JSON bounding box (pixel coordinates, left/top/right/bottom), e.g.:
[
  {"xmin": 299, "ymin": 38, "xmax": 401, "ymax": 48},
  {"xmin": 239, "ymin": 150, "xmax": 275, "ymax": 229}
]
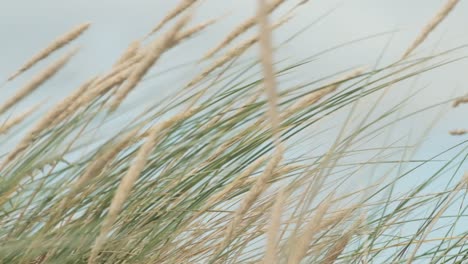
[
  {"xmin": 53, "ymin": 127, "xmax": 141, "ymax": 221},
  {"xmin": 0, "ymin": 48, "xmax": 79, "ymax": 116},
  {"xmin": 113, "ymin": 41, "xmax": 141, "ymax": 67},
  {"xmin": 72, "ymin": 128, "xmax": 141, "ymax": 196},
  {"xmin": 0, "ymin": 73, "xmax": 94, "ymax": 171},
  {"xmin": 322, "ymin": 233, "xmax": 352, "ymax": 264},
  {"xmin": 198, "ymin": 155, "xmax": 268, "ymax": 216},
  {"xmin": 167, "ymin": 155, "xmax": 268, "ymax": 245},
  {"xmin": 173, "ymin": 17, "xmax": 219, "ymax": 45},
  {"xmin": 287, "ymin": 196, "xmax": 333, "ymax": 264},
  {"xmin": 462, "ymin": 171, "xmax": 468, "ymax": 185},
  {"xmin": 159, "ymin": 95, "xmax": 264, "ymax": 199},
  {"xmin": 95, "ymin": 67, "xmax": 134, "ymax": 96},
  {"xmin": 109, "ymin": 14, "xmax": 191, "ymax": 112},
  {"xmin": 200, "ymin": 90, "xmax": 262, "ymax": 132},
  {"xmin": 0, "ymin": 103, "xmax": 42, "ymax": 134},
  {"xmin": 88, "ymin": 128, "xmax": 158, "ymax": 264},
  {"xmin": 284, "ymin": 67, "xmax": 365, "ymax": 118},
  {"xmin": 8, "ymin": 23, "xmax": 90, "ymax": 81},
  {"xmin": 258, "ymin": 0, "xmax": 281, "ymax": 147},
  {"xmin": 453, "ymin": 96, "xmax": 468, "ymax": 107},
  {"xmin": 402, "ymin": 0, "xmax": 460, "ymax": 59},
  {"xmin": 202, "ymin": 0, "xmax": 286, "ymax": 60},
  {"xmin": 221, "ymin": 145, "xmax": 284, "ymax": 253},
  {"xmin": 60, "ymin": 64, "xmax": 136, "ymax": 122},
  {"xmin": 264, "ymin": 189, "xmax": 286, "ymax": 264},
  {"xmin": 88, "ymin": 107, "xmax": 198, "ymax": 264},
  {"xmin": 319, "ymin": 208, "xmax": 355, "ymax": 230},
  {"xmin": 449, "ymin": 129, "xmax": 467, "ymax": 136},
  {"xmin": 187, "ymin": 36, "xmax": 259, "ymax": 89},
  {"xmin": 146, "ymin": 0, "xmax": 198, "ymax": 37},
  {"xmin": 321, "ymin": 215, "xmax": 363, "ymax": 264},
  {"xmin": 52, "ymin": 77, "xmax": 99, "ymax": 125},
  {"xmin": 99, "ymin": 55, "xmax": 143, "ymax": 86},
  {"xmin": 186, "ymin": 16, "xmax": 290, "ymax": 89}
]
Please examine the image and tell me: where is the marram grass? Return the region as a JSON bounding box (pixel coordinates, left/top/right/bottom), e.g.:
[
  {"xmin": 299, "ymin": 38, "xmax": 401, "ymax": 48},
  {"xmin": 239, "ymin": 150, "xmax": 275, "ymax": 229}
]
[{"xmin": 0, "ymin": 0, "xmax": 467, "ymax": 263}]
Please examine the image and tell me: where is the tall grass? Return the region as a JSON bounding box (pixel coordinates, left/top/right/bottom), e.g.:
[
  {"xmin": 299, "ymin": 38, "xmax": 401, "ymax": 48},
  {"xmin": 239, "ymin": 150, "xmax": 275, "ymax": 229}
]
[{"xmin": 0, "ymin": 0, "xmax": 466, "ymax": 263}]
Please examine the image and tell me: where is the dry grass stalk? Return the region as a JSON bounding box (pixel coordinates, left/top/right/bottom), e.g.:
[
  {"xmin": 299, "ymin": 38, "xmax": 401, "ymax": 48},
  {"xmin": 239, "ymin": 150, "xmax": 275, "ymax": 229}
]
[
  {"xmin": 50, "ymin": 77, "xmax": 100, "ymax": 126},
  {"xmin": 8, "ymin": 23, "xmax": 90, "ymax": 81},
  {"xmin": 138, "ymin": 107, "xmax": 199, "ymax": 141},
  {"xmin": 321, "ymin": 216, "xmax": 364, "ymax": 264},
  {"xmin": 202, "ymin": 0, "xmax": 286, "ymax": 60},
  {"xmin": 109, "ymin": 14, "xmax": 191, "ymax": 112},
  {"xmin": 146, "ymin": 0, "xmax": 198, "ymax": 37},
  {"xmin": 167, "ymin": 93, "xmax": 264, "ymax": 187},
  {"xmin": 88, "ymin": 108, "xmax": 197, "ymax": 264},
  {"xmin": 453, "ymin": 96, "xmax": 468, "ymax": 107},
  {"xmin": 0, "ymin": 48, "xmax": 79, "ymax": 116},
  {"xmin": 99, "ymin": 55, "xmax": 143, "ymax": 85},
  {"xmin": 113, "ymin": 41, "xmax": 141, "ymax": 67},
  {"xmin": 173, "ymin": 17, "xmax": 219, "ymax": 45},
  {"xmin": 88, "ymin": 128, "xmax": 159, "ymax": 264},
  {"xmin": 69, "ymin": 128, "xmax": 141, "ymax": 198},
  {"xmin": 61, "ymin": 57, "xmax": 139, "ymax": 117},
  {"xmin": 197, "ymin": 155, "xmax": 268, "ymax": 217},
  {"xmin": 162, "ymin": 135, "xmax": 252, "ymax": 208},
  {"xmin": 198, "ymin": 106, "xmax": 232, "ymax": 131},
  {"xmin": 58, "ymin": 62, "xmax": 138, "ymax": 123},
  {"xmin": 264, "ymin": 189, "xmax": 286, "ymax": 264},
  {"xmin": 287, "ymin": 196, "xmax": 333, "ymax": 264},
  {"xmin": 160, "ymin": 95, "xmax": 264, "ymax": 205},
  {"xmin": 258, "ymin": 0, "xmax": 281, "ymax": 146},
  {"xmin": 284, "ymin": 67, "xmax": 365, "ymax": 118},
  {"xmin": 251, "ymin": 163, "xmax": 304, "ymax": 186},
  {"xmin": 322, "ymin": 233, "xmax": 352, "ymax": 264},
  {"xmin": 159, "ymin": 155, "xmax": 269, "ymax": 251},
  {"xmin": 219, "ymin": 145, "xmax": 284, "ymax": 255},
  {"xmin": 48, "ymin": 128, "xmax": 141, "ymax": 229},
  {"xmin": 0, "ymin": 75, "xmax": 93, "ymax": 171},
  {"xmin": 186, "ymin": 16, "xmax": 290, "ymax": 89},
  {"xmin": 87, "ymin": 67, "xmax": 133, "ymax": 100},
  {"xmin": 319, "ymin": 208, "xmax": 355, "ymax": 230},
  {"xmin": 0, "ymin": 103, "xmax": 42, "ymax": 134},
  {"xmin": 207, "ymin": 91, "xmax": 262, "ymax": 129},
  {"xmin": 402, "ymin": 0, "xmax": 460, "ymax": 59},
  {"xmin": 303, "ymin": 209, "xmax": 361, "ymax": 257},
  {"xmin": 449, "ymin": 129, "xmax": 467, "ymax": 136}
]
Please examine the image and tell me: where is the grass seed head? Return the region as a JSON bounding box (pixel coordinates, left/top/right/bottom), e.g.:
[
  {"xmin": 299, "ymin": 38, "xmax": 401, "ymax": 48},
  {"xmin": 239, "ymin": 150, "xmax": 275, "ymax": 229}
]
[{"xmin": 8, "ymin": 23, "xmax": 90, "ymax": 81}]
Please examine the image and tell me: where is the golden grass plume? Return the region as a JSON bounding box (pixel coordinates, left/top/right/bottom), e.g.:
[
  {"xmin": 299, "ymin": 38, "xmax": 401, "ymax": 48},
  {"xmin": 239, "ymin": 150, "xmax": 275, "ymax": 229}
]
[{"xmin": 8, "ymin": 23, "xmax": 90, "ymax": 81}]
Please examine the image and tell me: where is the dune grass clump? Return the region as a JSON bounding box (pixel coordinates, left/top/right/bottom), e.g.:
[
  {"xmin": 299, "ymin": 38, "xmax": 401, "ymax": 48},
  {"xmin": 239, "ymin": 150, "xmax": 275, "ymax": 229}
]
[{"xmin": 0, "ymin": 0, "xmax": 466, "ymax": 263}]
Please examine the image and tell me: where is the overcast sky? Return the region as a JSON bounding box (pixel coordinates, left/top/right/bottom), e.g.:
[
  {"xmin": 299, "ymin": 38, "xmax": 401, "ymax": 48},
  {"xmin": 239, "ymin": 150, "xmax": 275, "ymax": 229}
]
[{"xmin": 0, "ymin": 0, "xmax": 466, "ymax": 162}]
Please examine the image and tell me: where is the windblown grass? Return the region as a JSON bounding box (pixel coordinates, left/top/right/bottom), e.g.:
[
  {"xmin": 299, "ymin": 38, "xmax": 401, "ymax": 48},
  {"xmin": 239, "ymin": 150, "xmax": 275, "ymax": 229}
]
[{"xmin": 0, "ymin": 1, "xmax": 466, "ymax": 264}]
